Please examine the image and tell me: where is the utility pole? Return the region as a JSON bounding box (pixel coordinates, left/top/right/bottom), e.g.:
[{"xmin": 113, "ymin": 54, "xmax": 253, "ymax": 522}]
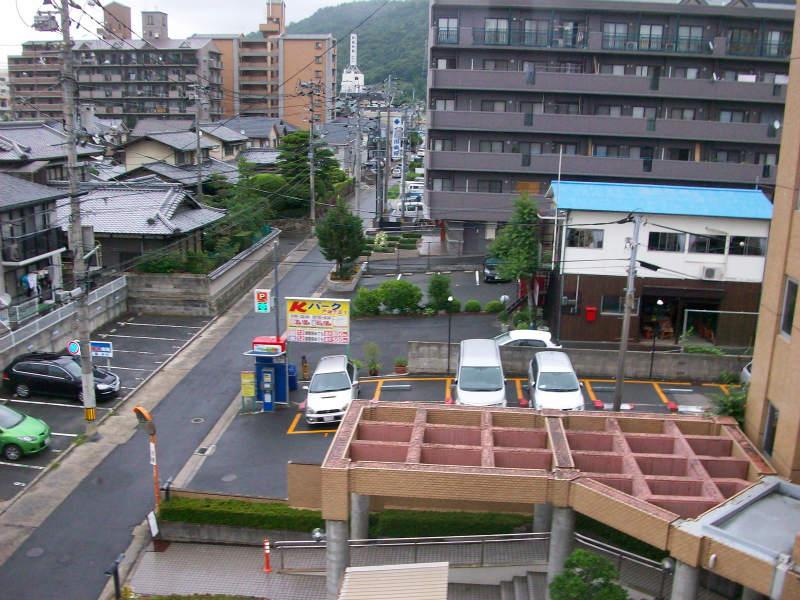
[
  {"xmin": 192, "ymin": 84, "xmax": 204, "ymax": 201},
  {"xmin": 57, "ymin": 0, "xmax": 98, "ymax": 430},
  {"xmin": 352, "ymin": 109, "xmax": 361, "ymax": 217},
  {"xmin": 612, "ymin": 214, "xmax": 642, "ymax": 411},
  {"xmin": 298, "ymin": 81, "xmax": 320, "ymax": 224},
  {"xmin": 383, "ymin": 76, "xmax": 393, "ymax": 219},
  {"xmin": 399, "ymin": 105, "xmax": 407, "ymax": 219}
]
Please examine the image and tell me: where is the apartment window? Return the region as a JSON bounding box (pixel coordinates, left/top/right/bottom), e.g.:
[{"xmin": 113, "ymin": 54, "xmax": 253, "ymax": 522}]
[
  {"xmin": 567, "ymin": 228, "xmax": 604, "ymax": 249},
  {"xmin": 632, "ymin": 106, "xmax": 656, "ymax": 119},
  {"xmin": 729, "ymin": 236, "xmax": 767, "ymax": 256},
  {"xmin": 601, "ymin": 295, "xmax": 640, "ymax": 316},
  {"xmin": 765, "ymin": 30, "xmax": 791, "ymax": 57},
  {"xmin": 600, "ymin": 64, "xmax": 625, "ymax": 76},
  {"xmin": 677, "ymin": 25, "xmax": 704, "ymax": 52},
  {"xmin": 557, "ymin": 143, "xmax": 578, "ymax": 155},
  {"xmin": 648, "ymin": 231, "xmax": 685, "ymax": 252},
  {"xmin": 550, "ymin": 102, "xmax": 578, "ymax": 115},
  {"xmin": 146, "ymin": 14, "xmax": 154, "ymax": 25},
  {"xmin": 635, "ymin": 65, "xmax": 650, "ymax": 77},
  {"xmin": 434, "ymin": 99, "xmax": 455, "ymax": 111},
  {"xmin": 477, "ymin": 179, "xmax": 503, "ymax": 193},
  {"xmin": 314, "ymin": 70, "xmax": 322, "ymax": 79},
  {"xmin": 594, "ymin": 145, "xmax": 627, "ymax": 158},
  {"xmin": 481, "ymin": 100, "xmax": 507, "ymax": 112},
  {"xmin": 715, "ymin": 149, "xmax": 741, "ymax": 163},
  {"xmin": 670, "ymin": 107, "xmax": 695, "ymax": 120},
  {"xmin": 437, "ymin": 17, "xmax": 458, "ymax": 44},
  {"xmin": 668, "ymin": 148, "xmax": 692, "ymax": 161},
  {"xmin": 639, "ymin": 24, "xmax": 664, "ymax": 50},
  {"xmin": 315, "ymin": 42, "xmax": 323, "ymax": 49},
  {"xmin": 478, "ymin": 140, "xmax": 504, "ymax": 153},
  {"xmin": 483, "ymin": 59, "xmax": 509, "ymax": 71},
  {"xmin": 314, "ymin": 56, "xmax": 322, "ymax": 64},
  {"xmin": 484, "ymin": 18, "xmax": 509, "ymax": 45},
  {"xmin": 688, "ymin": 234, "xmax": 726, "ymax": 254},
  {"xmin": 762, "ymin": 403, "xmax": 779, "ymax": 456},
  {"xmin": 431, "ymin": 138, "xmax": 454, "ymax": 151},
  {"xmin": 45, "ymin": 164, "xmax": 66, "ymax": 182},
  {"xmin": 758, "ymin": 152, "xmax": 777, "ymax": 166},
  {"xmin": 175, "ymin": 150, "xmax": 192, "ymax": 165},
  {"xmin": 596, "ymin": 105, "xmax": 622, "ymax": 117},
  {"xmin": 524, "ymin": 19, "xmax": 549, "ymax": 47},
  {"xmin": 435, "ymin": 58, "xmax": 456, "ymax": 70},
  {"xmin": 603, "ymin": 22, "xmax": 628, "ymax": 49},
  {"xmin": 432, "ymin": 177, "xmax": 453, "ymax": 191},
  {"xmin": 720, "ymin": 110, "xmax": 745, "ymax": 123},
  {"xmin": 728, "ymin": 28, "xmax": 757, "ymax": 55},
  {"xmin": 780, "ymin": 278, "xmax": 797, "ymax": 335},
  {"xmin": 520, "ymin": 101, "xmax": 544, "ymax": 115}
]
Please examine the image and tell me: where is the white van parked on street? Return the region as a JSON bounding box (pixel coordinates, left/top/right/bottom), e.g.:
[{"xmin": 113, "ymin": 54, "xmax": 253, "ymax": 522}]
[
  {"xmin": 528, "ymin": 351, "xmax": 584, "ymax": 411},
  {"xmin": 454, "ymin": 339, "xmax": 507, "ymax": 407}
]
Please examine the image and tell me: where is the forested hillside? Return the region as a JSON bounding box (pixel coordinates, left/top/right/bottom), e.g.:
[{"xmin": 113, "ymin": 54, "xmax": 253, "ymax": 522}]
[{"xmin": 286, "ymin": 0, "xmax": 428, "ymax": 99}]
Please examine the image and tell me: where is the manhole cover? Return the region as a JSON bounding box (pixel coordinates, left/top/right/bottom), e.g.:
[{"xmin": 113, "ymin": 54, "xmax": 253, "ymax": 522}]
[
  {"xmin": 26, "ymin": 547, "xmax": 44, "ymax": 558},
  {"xmin": 13, "ymin": 482, "xmax": 26, "ymax": 487},
  {"xmin": 221, "ymin": 473, "xmax": 237, "ymax": 482},
  {"xmin": 195, "ymin": 447, "xmax": 208, "ymax": 455},
  {"xmin": 191, "ymin": 417, "xmax": 205, "ymax": 424}
]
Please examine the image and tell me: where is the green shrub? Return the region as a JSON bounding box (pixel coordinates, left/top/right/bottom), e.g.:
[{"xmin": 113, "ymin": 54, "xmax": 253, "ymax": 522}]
[
  {"xmin": 159, "ymin": 497, "xmax": 323, "ymax": 532},
  {"xmin": 716, "ymin": 370, "xmax": 741, "ymax": 385},
  {"xmin": 464, "ymin": 299, "xmax": 482, "ymax": 313},
  {"xmin": 684, "ymin": 344, "xmax": 725, "ymax": 356},
  {"xmin": 372, "ymin": 246, "xmax": 391, "ymax": 253},
  {"xmin": 398, "ymin": 242, "xmax": 418, "ymax": 249},
  {"xmin": 427, "ymin": 274, "xmax": 452, "ymax": 311},
  {"xmin": 710, "ymin": 387, "xmax": 747, "ymax": 427},
  {"xmin": 352, "ymin": 287, "xmax": 382, "ymax": 317},
  {"xmin": 512, "ymin": 308, "xmax": 531, "ymax": 328},
  {"xmin": 137, "ymin": 252, "xmax": 185, "ymax": 273},
  {"xmin": 370, "ymin": 509, "xmax": 529, "ymax": 538},
  {"xmin": 447, "ymin": 298, "xmax": 461, "ymax": 313},
  {"xmin": 484, "ymin": 300, "xmax": 504, "ymax": 313},
  {"xmin": 401, "ymin": 232, "xmax": 422, "ymax": 239},
  {"xmin": 377, "ymin": 279, "xmax": 422, "ymax": 313},
  {"xmin": 183, "ymin": 251, "xmax": 214, "ymax": 274},
  {"xmin": 550, "ymin": 549, "xmax": 628, "ymax": 600},
  {"xmin": 387, "ymin": 234, "xmax": 402, "ymax": 241}
]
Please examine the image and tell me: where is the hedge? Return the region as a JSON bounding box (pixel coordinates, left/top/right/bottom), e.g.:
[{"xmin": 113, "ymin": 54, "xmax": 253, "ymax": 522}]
[
  {"xmin": 370, "ymin": 509, "xmax": 530, "ymax": 538},
  {"xmin": 401, "ymin": 232, "xmax": 422, "ymax": 239},
  {"xmin": 398, "ymin": 242, "xmax": 418, "ymax": 250},
  {"xmin": 158, "ymin": 497, "xmax": 324, "ymax": 532},
  {"xmin": 575, "ymin": 514, "xmax": 666, "ymax": 561},
  {"xmin": 464, "ymin": 300, "xmax": 482, "ymax": 313},
  {"xmin": 485, "ymin": 300, "xmax": 504, "ymax": 313}
]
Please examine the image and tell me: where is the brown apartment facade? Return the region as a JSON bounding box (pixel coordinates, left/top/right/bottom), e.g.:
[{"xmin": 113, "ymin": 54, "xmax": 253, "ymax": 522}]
[
  {"xmin": 426, "ymin": 0, "xmax": 794, "ymax": 254},
  {"xmin": 747, "ymin": 4, "xmax": 800, "ymax": 483}
]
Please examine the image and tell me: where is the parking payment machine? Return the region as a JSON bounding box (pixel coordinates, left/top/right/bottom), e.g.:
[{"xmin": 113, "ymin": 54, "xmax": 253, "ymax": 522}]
[{"xmin": 246, "ymin": 336, "xmax": 289, "ymax": 412}]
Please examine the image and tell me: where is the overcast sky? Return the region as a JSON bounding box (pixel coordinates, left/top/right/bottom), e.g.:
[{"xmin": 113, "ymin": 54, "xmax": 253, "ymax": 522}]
[{"xmin": 1, "ymin": 0, "xmax": 346, "ymax": 67}]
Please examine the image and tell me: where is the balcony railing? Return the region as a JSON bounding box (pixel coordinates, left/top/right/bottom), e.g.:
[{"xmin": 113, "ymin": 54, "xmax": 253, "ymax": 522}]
[
  {"xmin": 2, "ymin": 228, "xmax": 66, "ymax": 263},
  {"xmin": 601, "ymin": 33, "xmax": 711, "ymax": 54},
  {"xmin": 473, "ymin": 27, "xmax": 587, "ymax": 48},
  {"xmin": 436, "ymin": 27, "xmax": 459, "ymax": 44},
  {"xmin": 728, "ymin": 39, "xmax": 791, "ymax": 58}
]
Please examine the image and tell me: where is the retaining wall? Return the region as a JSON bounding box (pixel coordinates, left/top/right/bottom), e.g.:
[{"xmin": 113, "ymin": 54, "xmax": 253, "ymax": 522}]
[{"xmin": 408, "ymin": 341, "xmax": 750, "ymax": 382}]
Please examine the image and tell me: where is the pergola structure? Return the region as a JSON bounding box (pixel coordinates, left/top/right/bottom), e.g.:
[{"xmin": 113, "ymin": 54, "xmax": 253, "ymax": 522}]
[{"xmin": 320, "ymin": 401, "xmax": 786, "ymax": 600}]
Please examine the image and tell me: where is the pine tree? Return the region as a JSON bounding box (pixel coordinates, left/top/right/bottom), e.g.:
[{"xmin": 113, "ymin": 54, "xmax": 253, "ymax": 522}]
[{"xmin": 316, "ymin": 199, "xmax": 365, "ymax": 279}]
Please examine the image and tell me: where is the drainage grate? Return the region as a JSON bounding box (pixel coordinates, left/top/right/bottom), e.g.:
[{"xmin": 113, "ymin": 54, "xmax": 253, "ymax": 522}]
[
  {"xmin": 191, "ymin": 417, "xmax": 205, "ymax": 424},
  {"xmin": 195, "ymin": 447, "xmax": 209, "ymax": 455}
]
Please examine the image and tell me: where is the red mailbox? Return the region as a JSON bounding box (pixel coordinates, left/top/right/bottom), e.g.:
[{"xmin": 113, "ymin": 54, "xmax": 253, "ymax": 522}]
[{"xmin": 585, "ymin": 306, "xmax": 598, "ymax": 322}]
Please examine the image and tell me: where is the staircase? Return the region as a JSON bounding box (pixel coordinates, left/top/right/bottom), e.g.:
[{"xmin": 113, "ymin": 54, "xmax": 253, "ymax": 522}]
[{"xmin": 447, "ymin": 571, "xmax": 547, "ymax": 599}]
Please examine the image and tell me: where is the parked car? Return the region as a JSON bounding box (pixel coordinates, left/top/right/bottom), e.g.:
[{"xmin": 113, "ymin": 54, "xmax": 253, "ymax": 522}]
[
  {"xmin": 494, "ymin": 330, "xmax": 562, "ymax": 349},
  {"xmin": 2, "ymin": 352, "xmax": 120, "ymax": 401},
  {"xmin": 528, "ymin": 351, "xmax": 584, "ymax": 411},
  {"xmin": 0, "ymin": 404, "xmax": 51, "ymax": 461},
  {"xmin": 304, "ymin": 355, "xmax": 359, "ymax": 424},
  {"xmin": 391, "ymin": 165, "xmax": 402, "ymax": 178},
  {"xmin": 741, "ymin": 361, "xmax": 752, "ymax": 385},
  {"xmin": 391, "ymin": 201, "xmax": 426, "ymax": 221},
  {"xmin": 454, "ymin": 339, "xmax": 507, "ymax": 407},
  {"xmin": 483, "ymin": 257, "xmax": 512, "ymax": 283}
]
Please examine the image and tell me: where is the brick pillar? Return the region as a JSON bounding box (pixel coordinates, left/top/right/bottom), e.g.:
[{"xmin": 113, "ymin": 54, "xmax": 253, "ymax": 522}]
[
  {"xmin": 534, "ymin": 502, "xmax": 553, "ymax": 532},
  {"xmin": 350, "ymin": 493, "xmax": 369, "ymax": 540},
  {"xmin": 670, "ymin": 560, "xmax": 699, "ymax": 600},
  {"xmin": 326, "ymin": 519, "xmax": 349, "ymax": 600},
  {"xmin": 546, "ymin": 507, "xmax": 575, "ymax": 589}
]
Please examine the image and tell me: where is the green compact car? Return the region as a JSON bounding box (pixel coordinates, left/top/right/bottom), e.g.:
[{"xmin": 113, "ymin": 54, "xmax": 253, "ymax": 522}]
[{"xmin": 0, "ymin": 404, "xmax": 50, "ymax": 461}]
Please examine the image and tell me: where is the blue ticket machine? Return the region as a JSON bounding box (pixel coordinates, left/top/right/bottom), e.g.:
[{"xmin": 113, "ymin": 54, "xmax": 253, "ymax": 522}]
[{"xmin": 247, "ymin": 336, "xmax": 289, "ymax": 412}]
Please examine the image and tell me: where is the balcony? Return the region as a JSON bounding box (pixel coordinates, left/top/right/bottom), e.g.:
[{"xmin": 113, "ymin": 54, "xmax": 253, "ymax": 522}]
[
  {"xmin": 728, "ymin": 39, "xmax": 791, "ymax": 59},
  {"xmin": 2, "ymin": 228, "xmax": 67, "ymax": 264},
  {"xmin": 435, "ymin": 26, "xmax": 459, "ymax": 44},
  {"xmin": 428, "ymin": 190, "xmax": 525, "ymax": 221},
  {"xmin": 428, "ymin": 151, "xmax": 775, "ymax": 186},
  {"xmin": 601, "ymin": 33, "xmax": 713, "ymax": 54},
  {"xmin": 472, "ymin": 27, "xmax": 587, "ymax": 49},
  {"xmin": 430, "ymin": 69, "xmax": 786, "ymax": 104},
  {"xmin": 428, "ymin": 111, "xmax": 781, "ymax": 145}
]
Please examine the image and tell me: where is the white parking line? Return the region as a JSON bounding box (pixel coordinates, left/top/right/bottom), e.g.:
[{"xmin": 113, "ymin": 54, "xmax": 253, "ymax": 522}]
[
  {"xmin": 107, "ymin": 366, "xmax": 150, "ymax": 372},
  {"xmin": 474, "ymin": 270, "xmax": 480, "ymax": 285},
  {"xmin": 105, "ymin": 334, "xmax": 184, "ymax": 341},
  {"xmin": 396, "ymin": 274, "xmax": 402, "ymax": 280},
  {"xmin": 120, "ymin": 386, "xmax": 138, "ymax": 391},
  {"xmin": 5, "ymin": 398, "xmax": 112, "ymax": 410},
  {"xmin": 118, "ymin": 322, "xmax": 203, "ymax": 329},
  {"xmin": 50, "ymin": 432, "xmax": 78, "ymax": 438},
  {"xmin": 112, "ymin": 349, "xmax": 171, "ymax": 356},
  {"xmin": 0, "ymin": 461, "xmax": 44, "ymax": 470}
]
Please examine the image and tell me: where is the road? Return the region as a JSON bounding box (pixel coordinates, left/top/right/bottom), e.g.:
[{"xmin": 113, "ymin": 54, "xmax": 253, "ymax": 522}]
[{"xmin": 0, "ymin": 243, "xmax": 334, "ymax": 600}]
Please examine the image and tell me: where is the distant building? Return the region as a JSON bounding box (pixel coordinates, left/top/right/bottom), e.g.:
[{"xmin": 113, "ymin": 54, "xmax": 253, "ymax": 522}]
[
  {"xmin": 0, "ymin": 70, "xmax": 9, "ymax": 121},
  {"xmin": 97, "ymin": 1, "xmax": 132, "ymax": 41},
  {"xmin": 341, "ymin": 34, "xmax": 365, "ymax": 95}
]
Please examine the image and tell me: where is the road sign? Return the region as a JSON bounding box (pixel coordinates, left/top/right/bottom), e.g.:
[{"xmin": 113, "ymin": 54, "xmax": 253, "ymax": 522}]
[
  {"xmin": 66, "ymin": 340, "xmax": 114, "ymax": 358},
  {"xmin": 285, "ymin": 297, "xmax": 350, "ymax": 344},
  {"xmin": 254, "ymin": 289, "xmax": 271, "ymax": 313}
]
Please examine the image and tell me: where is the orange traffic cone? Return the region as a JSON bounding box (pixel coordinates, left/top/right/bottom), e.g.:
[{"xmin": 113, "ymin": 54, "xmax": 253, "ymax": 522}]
[{"xmin": 264, "ymin": 537, "xmax": 271, "ymax": 573}]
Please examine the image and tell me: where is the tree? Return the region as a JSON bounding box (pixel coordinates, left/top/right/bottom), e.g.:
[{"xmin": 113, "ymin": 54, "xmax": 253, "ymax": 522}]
[
  {"xmin": 316, "ymin": 199, "xmax": 365, "ymax": 279},
  {"xmin": 489, "ymin": 195, "xmax": 541, "ymax": 327},
  {"xmin": 549, "ymin": 549, "xmax": 629, "ymax": 600},
  {"xmin": 427, "ymin": 274, "xmax": 452, "ymax": 311}
]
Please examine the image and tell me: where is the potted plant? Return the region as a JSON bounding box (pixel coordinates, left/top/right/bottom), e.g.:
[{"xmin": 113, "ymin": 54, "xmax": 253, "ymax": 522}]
[
  {"xmin": 394, "ymin": 357, "xmax": 408, "ymax": 374},
  {"xmin": 364, "ymin": 341, "xmax": 381, "ymax": 376}
]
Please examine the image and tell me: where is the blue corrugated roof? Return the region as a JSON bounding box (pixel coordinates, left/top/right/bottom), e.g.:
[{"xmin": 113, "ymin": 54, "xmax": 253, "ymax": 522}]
[{"xmin": 548, "ymin": 181, "xmax": 773, "ymax": 220}]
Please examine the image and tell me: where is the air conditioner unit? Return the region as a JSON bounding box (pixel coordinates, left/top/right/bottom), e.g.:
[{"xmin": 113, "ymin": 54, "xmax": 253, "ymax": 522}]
[
  {"xmin": 625, "ymin": 41, "xmax": 638, "ymax": 50},
  {"xmin": 54, "ymin": 290, "xmax": 71, "ymax": 303},
  {"xmin": 702, "ymin": 266, "xmax": 724, "ymax": 280}
]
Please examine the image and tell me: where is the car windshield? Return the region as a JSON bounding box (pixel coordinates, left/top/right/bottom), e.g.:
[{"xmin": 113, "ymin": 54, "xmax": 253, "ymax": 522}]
[
  {"xmin": 0, "ymin": 405, "xmax": 24, "ymax": 429},
  {"xmin": 459, "ymin": 366, "xmax": 504, "ymax": 392},
  {"xmin": 538, "ymin": 372, "xmax": 579, "ymax": 392},
  {"xmin": 494, "ymin": 333, "xmax": 512, "ymax": 345},
  {"xmin": 61, "ymin": 359, "xmax": 82, "ymax": 379},
  {"xmin": 309, "ymin": 372, "xmax": 351, "ymax": 393}
]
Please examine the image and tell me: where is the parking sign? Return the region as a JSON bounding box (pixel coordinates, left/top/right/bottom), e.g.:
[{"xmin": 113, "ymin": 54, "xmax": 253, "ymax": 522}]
[{"xmin": 254, "ymin": 289, "xmax": 271, "ymax": 313}]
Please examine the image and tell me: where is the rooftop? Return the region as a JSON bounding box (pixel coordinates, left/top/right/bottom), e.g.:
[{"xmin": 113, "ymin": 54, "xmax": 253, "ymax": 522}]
[
  {"xmin": 121, "ymin": 159, "xmax": 239, "ymax": 185},
  {"xmin": 217, "ymin": 116, "xmax": 296, "ymax": 139},
  {"xmin": 0, "ymin": 121, "xmax": 103, "ymax": 162},
  {"xmin": 548, "ymin": 181, "xmax": 774, "ymax": 220},
  {"xmin": 0, "ymin": 173, "xmax": 69, "ymax": 209}
]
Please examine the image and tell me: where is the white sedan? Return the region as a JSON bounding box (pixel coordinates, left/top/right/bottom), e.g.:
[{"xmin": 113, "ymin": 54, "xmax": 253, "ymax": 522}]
[{"xmin": 494, "ymin": 330, "xmax": 562, "ymax": 349}]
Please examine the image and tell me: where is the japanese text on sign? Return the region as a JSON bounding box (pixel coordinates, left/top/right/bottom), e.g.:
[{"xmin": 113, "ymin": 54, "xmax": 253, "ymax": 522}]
[
  {"xmin": 254, "ymin": 289, "xmax": 271, "ymax": 313},
  {"xmin": 285, "ymin": 297, "xmax": 350, "ymax": 345}
]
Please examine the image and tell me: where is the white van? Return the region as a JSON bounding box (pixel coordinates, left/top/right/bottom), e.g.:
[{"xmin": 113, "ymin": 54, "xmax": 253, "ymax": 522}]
[
  {"xmin": 392, "ymin": 201, "xmax": 426, "ymax": 220},
  {"xmin": 528, "ymin": 351, "xmax": 584, "ymax": 411},
  {"xmin": 304, "ymin": 355, "xmax": 359, "ymax": 424},
  {"xmin": 454, "ymin": 339, "xmax": 507, "ymax": 407},
  {"xmin": 405, "ymin": 181, "xmax": 424, "ymax": 195}
]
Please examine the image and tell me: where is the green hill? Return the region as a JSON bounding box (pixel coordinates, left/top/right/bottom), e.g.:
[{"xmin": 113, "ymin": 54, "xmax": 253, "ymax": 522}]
[{"xmin": 286, "ymin": 0, "xmax": 428, "ymax": 99}]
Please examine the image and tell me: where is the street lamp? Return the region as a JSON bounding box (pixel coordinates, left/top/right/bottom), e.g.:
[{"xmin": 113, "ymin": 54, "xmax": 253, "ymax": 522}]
[
  {"xmin": 446, "ymin": 295, "xmax": 454, "ymax": 375},
  {"xmin": 649, "ymin": 299, "xmax": 664, "ymax": 379},
  {"xmin": 133, "ymin": 406, "xmax": 160, "ymax": 512}
]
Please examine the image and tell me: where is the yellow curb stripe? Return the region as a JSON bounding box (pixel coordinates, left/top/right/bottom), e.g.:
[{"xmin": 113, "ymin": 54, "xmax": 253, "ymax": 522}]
[{"xmin": 652, "ymin": 382, "xmax": 671, "ymax": 406}]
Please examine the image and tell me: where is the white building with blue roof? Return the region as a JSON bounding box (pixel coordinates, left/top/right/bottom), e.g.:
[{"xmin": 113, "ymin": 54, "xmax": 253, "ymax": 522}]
[{"xmin": 546, "ymin": 181, "xmax": 772, "ymax": 346}]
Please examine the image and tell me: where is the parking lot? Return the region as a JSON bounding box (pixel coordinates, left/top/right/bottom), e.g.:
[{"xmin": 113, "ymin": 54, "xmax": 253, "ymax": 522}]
[
  {"xmin": 0, "ymin": 313, "xmax": 210, "ymax": 501},
  {"xmin": 186, "ymin": 373, "xmax": 730, "ymax": 499}
]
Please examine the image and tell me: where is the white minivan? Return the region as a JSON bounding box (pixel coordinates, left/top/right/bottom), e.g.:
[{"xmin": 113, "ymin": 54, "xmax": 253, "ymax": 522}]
[
  {"xmin": 528, "ymin": 351, "xmax": 584, "ymax": 411},
  {"xmin": 304, "ymin": 355, "xmax": 359, "ymax": 424},
  {"xmin": 392, "ymin": 201, "xmax": 426, "ymax": 220},
  {"xmin": 454, "ymin": 339, "xmax": 507, "ymax": 407}
]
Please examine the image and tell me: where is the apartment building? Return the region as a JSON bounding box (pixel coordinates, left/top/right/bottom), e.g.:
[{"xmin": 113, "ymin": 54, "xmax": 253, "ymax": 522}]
[
  {"xmin": 278, "ymin": 34, "xmax": 337, "ymax": 130},
  {"xmin": 9, "ymin": 11, "xmax": 223, "ymax": 126},
  {"xmin": 427, "ymin": 0, "xmax": 794, "ymax": 254},
  {"xmin": 746, "ymin": 4, "xmax": 800, "ymax": 483},
  {"xmin": 0, "ymin": 70, "xmax": 10, "ymax": 121},
  {"xmin": 96, "ymin": 1, "xmax": 132, "ymax": 42}
]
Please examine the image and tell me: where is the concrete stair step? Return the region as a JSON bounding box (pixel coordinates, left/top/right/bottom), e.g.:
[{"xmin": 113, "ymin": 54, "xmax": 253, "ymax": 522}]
[
  {"xmin": 527, "ymin": 572, "xmax": 548, "ymax": 600},
  {"xmin": 512, "ymin": 575, "xmax": 529, "ymax": 600},
  {"xmin": 500, "ymin": 580, "xmax": 515, "ymax": 600},
  {"xmin": 447, "ymin": 582, "xmax": 501, "ymax": 600}
]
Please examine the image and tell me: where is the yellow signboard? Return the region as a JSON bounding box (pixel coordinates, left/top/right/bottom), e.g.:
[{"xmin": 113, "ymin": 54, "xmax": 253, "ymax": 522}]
[
  {"xmin": 285, "ymin": 297, "xmax": 350, "ymax": 344},
  {"xmin": 240, "ymin": 371, "xmax": 256, "ymax": 398}
]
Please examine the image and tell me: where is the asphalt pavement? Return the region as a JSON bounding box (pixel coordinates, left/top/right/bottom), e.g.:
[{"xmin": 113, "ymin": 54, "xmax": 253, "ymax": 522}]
[{"xmin": 0, "ymin": 240, "xmax": 332, "ymax": 600}]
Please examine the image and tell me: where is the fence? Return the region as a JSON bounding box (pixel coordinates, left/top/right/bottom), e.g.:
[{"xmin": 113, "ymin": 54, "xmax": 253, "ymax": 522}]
[{"xmin": 8, "ymin": 297, "xmax": 39, "ymax": 326}]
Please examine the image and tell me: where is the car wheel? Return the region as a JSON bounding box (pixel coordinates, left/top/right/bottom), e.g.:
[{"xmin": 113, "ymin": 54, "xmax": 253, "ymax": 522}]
[
  {"xmin": 3, "ymin": 444, "xmax": 22, "ymax": 461},
  {"xmin": 14, "ymin": 384, "xmax": 30, "ymax": 399}
]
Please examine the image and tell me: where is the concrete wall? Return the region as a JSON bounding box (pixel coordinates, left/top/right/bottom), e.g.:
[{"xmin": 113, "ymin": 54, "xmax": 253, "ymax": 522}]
[
  {"xmin": 158, "ymin": 521, "xmax": 312, "ymax": 546},
  {"xmin": 408, "ymin": 341, "xmax": 750, "ymax": 381},
  {"xmin": 126, "ymin": 231, "xmax": 279, "ymax": 316}
]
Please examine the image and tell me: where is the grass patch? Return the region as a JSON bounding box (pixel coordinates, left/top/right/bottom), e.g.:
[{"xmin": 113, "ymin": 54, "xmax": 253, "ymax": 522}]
[
  {"xmin": 370, "ymin": 509, "xmax": 529, "ymax": 538},
  {"xmin": 575, "ymin": 514, "xmax": 667, "ymax": 561}
]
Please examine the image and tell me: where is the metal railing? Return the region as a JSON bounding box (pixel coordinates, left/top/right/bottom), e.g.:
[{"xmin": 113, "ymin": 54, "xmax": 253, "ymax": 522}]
[
  {"xmin": 8, "ymin": 298, "xmax": 39, "ymax": 325},
  {"xmin": 435, "ymin": 27, "xmax": 459, "ymax": 44},
  {"xmin": 728, "ymin": 39, "xmax": 791, "ymax": 58},
  {"xmin": 472, "ymin": 27, "xmax": 586, "ymax": 48},
  {"xmin": 601, "ymin": 33, "xmax": 711, "ymax": 54}
]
